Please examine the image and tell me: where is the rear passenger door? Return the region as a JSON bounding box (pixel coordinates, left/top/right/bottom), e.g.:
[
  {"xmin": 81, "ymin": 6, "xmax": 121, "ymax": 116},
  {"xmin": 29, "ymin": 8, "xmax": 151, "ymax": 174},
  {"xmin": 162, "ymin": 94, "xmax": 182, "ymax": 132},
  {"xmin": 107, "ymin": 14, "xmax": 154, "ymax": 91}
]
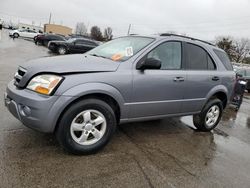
[{"xmin": 181, "ymin": 42, "xmax": 219, "ymax": 113}]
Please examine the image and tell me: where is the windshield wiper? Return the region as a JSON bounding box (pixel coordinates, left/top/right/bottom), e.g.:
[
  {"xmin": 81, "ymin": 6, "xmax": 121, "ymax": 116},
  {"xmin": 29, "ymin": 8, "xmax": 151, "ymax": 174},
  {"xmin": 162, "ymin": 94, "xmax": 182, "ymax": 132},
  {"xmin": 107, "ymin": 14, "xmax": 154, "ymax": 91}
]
[{"xmin": 89, "ymin": 54, "xmax": 110, "ymax": 60}]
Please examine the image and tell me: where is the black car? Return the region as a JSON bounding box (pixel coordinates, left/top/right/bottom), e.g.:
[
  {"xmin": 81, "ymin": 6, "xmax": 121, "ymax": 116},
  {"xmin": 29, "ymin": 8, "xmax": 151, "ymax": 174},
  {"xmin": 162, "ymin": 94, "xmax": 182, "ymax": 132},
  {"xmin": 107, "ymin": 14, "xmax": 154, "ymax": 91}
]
[
  {"xmin": 35, "ymin": 34, "xmax": 66, "ymax": 46},
  {"xmin": 235, "ymin": 67, "xmax": 250, "ymax": 93},
  {"xmin": 48, "ymin": 38, "xmax": 99, "ymax": 55}
]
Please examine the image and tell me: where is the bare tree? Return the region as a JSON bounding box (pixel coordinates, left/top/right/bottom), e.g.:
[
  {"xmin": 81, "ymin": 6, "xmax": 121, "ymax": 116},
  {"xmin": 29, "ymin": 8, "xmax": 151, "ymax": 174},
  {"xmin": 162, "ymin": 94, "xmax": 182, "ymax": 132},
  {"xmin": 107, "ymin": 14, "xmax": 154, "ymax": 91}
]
[
  {"xmin": 215, "ymin": 36, "xmax": 236, "ymax": 61},
  {"xmin": 90, "ymin": 26, "xmax": 103, "ymax": 41},
  {"xmin": 232, "ymin": 38, "xmax": 250, "ymax": 63},
  {"xmin": 103, "ymin": 27, "xmax": 113, "ymax": 41},
  {"xmin": 75, "ymin": 22, "xmax": 87, "ymax": 36}
]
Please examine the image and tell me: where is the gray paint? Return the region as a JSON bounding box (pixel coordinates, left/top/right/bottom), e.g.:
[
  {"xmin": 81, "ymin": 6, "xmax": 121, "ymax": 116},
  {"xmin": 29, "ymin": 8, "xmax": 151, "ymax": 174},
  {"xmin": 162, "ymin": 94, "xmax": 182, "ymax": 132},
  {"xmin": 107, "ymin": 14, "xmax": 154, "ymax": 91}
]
[{"xmin": 5, "ymin": 35, "xmax": 235, "ymax": 133}]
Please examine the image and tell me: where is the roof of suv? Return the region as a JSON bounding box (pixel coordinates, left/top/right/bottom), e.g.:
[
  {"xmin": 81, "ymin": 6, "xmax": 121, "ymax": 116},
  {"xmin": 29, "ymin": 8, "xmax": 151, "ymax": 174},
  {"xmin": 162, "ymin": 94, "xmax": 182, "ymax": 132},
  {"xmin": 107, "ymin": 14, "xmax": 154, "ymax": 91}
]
[{"xmin": 129, "ymin": 33, "xmax": 224, "ymax": 52}]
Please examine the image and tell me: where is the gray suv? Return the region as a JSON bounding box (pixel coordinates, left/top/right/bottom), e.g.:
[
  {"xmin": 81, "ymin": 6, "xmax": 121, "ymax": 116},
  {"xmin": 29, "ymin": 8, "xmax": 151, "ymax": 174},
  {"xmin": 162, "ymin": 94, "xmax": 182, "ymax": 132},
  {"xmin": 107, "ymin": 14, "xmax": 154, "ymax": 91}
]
[{"xmin": 5, "ymin": 34, "xmax": 235, "ymax": 154}]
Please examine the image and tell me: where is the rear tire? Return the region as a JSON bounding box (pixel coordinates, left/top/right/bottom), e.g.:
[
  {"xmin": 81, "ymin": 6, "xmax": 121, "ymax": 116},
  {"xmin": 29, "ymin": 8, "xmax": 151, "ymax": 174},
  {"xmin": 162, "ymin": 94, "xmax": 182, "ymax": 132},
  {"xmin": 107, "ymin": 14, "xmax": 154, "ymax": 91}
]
[
  {"xmin": 56, "ymin": 99, "xmax": 116, "ymax": 155},
  {"xmin": 193, "ymin": 98, "xmax": 223, "ymax": 132},
  {"xmin": 248, "ymin": 89, "xmax": 250, "ymax": 93}
]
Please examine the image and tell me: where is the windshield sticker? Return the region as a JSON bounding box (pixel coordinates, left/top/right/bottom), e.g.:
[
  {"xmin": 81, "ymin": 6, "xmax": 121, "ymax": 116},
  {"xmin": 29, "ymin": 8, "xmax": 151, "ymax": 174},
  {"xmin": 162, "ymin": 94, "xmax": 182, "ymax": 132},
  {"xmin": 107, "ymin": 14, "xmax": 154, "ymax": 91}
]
[
  {"xmin": 111, "ymin": 53, "xmax": 124, "ymax": 61},
  {"xmin": 125, "ymin": 47, "xmax": 133, "ymax": 57}
]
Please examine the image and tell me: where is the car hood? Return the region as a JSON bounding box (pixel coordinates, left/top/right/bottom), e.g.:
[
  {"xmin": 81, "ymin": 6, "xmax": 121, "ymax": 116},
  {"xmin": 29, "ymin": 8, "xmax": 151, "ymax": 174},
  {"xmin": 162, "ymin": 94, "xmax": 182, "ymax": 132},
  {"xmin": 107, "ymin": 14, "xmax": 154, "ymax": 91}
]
[{"xmin": 17, "ymin": 54, "xmax": 120, "ymax": 88}]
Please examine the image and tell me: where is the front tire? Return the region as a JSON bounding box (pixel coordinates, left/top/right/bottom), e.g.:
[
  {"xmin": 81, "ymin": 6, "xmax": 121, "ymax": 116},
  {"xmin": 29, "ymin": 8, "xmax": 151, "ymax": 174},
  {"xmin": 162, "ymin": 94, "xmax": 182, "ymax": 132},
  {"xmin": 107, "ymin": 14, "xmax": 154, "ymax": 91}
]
[
  {"xmin": 193, "ymin": 98, "xmax": 223, "ymax": 132},
  {"xmin": 13, "ymin": 33, "xmax": 19, "ymax": 38},
  {"xmin": 58, "ymin": 46, "xmax": 67, "ymax": 55},
  {"xmin": 56, "ymin": 99, "xmax": 116, "ymax": 155}
]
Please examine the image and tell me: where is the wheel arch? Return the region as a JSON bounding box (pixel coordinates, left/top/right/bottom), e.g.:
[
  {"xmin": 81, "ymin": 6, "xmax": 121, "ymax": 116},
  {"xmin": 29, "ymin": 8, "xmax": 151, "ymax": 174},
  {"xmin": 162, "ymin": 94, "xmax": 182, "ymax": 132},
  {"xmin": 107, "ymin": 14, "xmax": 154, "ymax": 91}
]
[
  {"xmin": 205, "ymin": 86, "xmax": 228, "ymax": 109},
  {"xmin": 52, "ymin": 83, "xmax": 127, "ymax": 133}
]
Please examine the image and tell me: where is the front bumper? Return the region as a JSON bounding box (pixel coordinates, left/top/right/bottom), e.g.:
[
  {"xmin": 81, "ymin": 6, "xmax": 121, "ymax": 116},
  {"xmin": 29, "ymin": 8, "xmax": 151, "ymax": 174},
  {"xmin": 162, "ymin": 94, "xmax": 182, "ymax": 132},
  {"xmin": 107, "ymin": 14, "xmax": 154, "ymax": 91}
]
[{"xmin": 5, "ymin": 80, "xmax": 74, "ymax": 133}]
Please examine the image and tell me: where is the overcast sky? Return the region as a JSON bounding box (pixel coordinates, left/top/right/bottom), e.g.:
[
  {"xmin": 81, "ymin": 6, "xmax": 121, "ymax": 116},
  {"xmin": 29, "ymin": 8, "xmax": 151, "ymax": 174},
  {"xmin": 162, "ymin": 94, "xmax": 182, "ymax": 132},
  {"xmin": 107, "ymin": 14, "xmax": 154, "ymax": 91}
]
[{"xmin": 1, "ymin": 0, "xmax": 250, "ymax": 40}]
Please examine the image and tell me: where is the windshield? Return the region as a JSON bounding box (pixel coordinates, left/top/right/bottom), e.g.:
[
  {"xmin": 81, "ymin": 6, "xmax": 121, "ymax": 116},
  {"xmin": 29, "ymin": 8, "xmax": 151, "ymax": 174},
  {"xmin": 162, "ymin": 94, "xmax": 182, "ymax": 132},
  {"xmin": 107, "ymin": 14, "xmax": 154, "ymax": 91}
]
[{"xmin": 87, "ymin": 36, "xmax": 155, "ymax": 61}]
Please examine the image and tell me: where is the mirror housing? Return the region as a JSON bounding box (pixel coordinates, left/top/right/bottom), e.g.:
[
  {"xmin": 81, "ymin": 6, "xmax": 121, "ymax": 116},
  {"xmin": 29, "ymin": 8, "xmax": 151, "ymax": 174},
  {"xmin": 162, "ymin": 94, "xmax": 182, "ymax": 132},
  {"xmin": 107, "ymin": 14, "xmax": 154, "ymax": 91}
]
[{"xmin": 136, "ymin": 58, "xmax": 161, "ymax": 70}]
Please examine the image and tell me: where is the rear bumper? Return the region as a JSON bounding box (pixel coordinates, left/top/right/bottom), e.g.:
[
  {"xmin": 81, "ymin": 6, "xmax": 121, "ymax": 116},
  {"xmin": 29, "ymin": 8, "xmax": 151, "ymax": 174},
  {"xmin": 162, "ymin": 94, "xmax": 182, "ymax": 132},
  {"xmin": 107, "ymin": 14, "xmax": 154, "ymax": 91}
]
[{"xmin": 5, "ymin": 80, "xmax": 74, "ymax": 133}]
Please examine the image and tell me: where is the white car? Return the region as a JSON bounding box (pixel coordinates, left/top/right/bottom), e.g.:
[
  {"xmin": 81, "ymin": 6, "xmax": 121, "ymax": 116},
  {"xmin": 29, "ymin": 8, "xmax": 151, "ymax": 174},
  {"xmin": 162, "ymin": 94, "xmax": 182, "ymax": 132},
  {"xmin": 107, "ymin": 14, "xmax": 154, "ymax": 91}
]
[{"xmin": 9, "ymin": 29, "xmax": 40, "ymax": 39}]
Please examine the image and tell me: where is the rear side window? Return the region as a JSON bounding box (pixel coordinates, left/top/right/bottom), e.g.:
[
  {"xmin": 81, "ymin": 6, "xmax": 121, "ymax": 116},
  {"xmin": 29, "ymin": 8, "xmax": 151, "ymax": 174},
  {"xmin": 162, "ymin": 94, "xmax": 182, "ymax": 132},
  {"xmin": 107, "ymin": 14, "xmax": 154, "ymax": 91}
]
[
  {"xmin": 213, "ymin": 49, "xmax": 233, "ymax": 70},
  {"xmin": 246, "ymin": 70, "xmax": 250, "ymax": 76},
  {"xmin": 185, "ymin": 43, "xmax": 216, "ymax": 70},
  {"xmin": 236, "ymin": 69, "xmax": 245, "ymax": 76}
]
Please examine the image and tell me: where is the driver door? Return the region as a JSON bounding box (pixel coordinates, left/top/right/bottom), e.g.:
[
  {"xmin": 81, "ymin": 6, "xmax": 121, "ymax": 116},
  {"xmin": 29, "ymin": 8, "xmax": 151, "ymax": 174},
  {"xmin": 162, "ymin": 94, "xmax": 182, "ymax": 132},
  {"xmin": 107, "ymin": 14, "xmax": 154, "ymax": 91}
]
[{"xmin": 130, "ymin": 41, "xmax": 187, "ymax": 118}]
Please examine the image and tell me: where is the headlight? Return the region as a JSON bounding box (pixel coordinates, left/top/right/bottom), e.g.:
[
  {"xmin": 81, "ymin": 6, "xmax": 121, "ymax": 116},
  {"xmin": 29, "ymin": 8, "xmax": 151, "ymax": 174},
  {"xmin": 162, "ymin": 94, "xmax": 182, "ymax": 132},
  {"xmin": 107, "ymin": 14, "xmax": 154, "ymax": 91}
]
[{"xmin": 27, "ymin": 74, "xmax": 63, "ymax": 95}]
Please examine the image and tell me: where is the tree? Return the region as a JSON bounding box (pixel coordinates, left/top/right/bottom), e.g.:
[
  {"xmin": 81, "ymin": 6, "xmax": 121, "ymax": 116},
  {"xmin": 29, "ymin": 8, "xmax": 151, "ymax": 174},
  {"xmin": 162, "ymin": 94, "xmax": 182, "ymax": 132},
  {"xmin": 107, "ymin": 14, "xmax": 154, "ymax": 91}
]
[
  {"xmin": 90, "ymin": 26, "xmax": 103, "ymax": 41},
  {"xmin": 216, "ymin": 36, "xmax": 250, "ymax": 63},
  {"xmin": 243, "ymin": 57, "xmax": 250, "ymax": 64},
  {"xmin": 232, "ymin": 38, "xmax": 250, "ymax": 63},
  {"xmin": 215, "ymin": 36, "xmax": 236, "ymax": 61},
  {"xmin": 103, "ymin": 27, "xmax": 113, "ymax": 41},
  {"xmin": 75, "ymin": 22, "xmax": 87, "ymax": 36}
]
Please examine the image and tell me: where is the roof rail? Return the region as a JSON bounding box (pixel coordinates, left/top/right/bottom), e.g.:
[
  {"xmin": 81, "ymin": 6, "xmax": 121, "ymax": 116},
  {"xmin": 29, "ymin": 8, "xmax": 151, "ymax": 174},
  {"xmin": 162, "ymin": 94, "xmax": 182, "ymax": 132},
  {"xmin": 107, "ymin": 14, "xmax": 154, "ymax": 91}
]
[{"xmin": 160, "ymin": 33, "xmax": 215, "ymax": 46}]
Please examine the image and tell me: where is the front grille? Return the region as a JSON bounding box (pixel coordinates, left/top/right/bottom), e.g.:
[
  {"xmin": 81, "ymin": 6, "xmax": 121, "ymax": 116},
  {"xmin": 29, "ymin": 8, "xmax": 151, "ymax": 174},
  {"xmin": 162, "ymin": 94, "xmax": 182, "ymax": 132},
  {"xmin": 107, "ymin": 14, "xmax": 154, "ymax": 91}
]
[{"xmin": 14, "ymin": 67, "xmax": 27, "ymax": 86}]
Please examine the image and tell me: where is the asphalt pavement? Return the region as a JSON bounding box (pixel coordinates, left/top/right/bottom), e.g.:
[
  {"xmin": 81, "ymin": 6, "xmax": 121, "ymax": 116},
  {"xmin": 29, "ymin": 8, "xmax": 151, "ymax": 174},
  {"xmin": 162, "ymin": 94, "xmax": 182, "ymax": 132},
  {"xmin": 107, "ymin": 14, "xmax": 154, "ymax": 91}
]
[{"xmin": 1, "ymin": 29, "xmax": 250, "ymax": 188}]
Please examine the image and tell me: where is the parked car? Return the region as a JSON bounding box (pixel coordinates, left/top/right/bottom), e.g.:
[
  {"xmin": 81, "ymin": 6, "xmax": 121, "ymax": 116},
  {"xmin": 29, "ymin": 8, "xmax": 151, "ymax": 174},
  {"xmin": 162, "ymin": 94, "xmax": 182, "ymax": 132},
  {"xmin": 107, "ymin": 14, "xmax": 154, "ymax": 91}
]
[
  {"xmin": 9, "ymin": 29, "xmax": 40, "ymax": 39},
  {"xmin": 34, "ymin": 34, "xmax": 66, "ymax": 46},
  {"xmin": 48, "ymin": 38, "xmax": 99, "ymax": 55},
  {"xmin": 235, "ymin": 67, "xmax": 250, "ymax": 92},
  {"xmin": 5, "ymin": 34, "xmax": 235, "ymax": 155}
]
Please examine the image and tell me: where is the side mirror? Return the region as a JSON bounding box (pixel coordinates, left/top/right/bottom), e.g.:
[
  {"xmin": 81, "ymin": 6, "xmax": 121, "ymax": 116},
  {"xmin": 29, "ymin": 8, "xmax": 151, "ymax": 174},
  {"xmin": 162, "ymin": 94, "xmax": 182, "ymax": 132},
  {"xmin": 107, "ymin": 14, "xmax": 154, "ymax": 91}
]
[{"xmin": 136, "ymin": 58, "xmax": 161, "ymax": 70}]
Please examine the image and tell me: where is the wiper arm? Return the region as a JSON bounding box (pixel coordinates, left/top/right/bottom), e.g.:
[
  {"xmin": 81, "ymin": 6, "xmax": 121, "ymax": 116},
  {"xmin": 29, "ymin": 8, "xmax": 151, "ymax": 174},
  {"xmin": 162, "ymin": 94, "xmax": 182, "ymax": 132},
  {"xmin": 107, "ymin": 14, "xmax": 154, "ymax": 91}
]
[{"xmin": 89, "ymin": 54, "xmax": 110, "ymax": 59}]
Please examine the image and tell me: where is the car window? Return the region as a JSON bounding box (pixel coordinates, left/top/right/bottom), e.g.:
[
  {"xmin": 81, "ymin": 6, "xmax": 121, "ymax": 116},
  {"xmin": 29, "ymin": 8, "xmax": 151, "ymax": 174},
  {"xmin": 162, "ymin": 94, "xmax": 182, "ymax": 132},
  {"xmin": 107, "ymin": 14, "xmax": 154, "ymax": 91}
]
[
  {"xmin": 213, "ymin": 49, "xmax": 233, "ymax": 70},
  {"xmin": 246, "ymin": 70, "xmax": 250, "ymax": 77},
  {"xmin": 147, "ymin": 42, "xmax": 182, "ymax": 70},
  {"xmin": 186, "ymin": 43, "xmax": 216, "ymax": 70},
  {"xmin": 84, "ymin": 41, "xmax": 96, "ymax": 46},
  {"xmin": 237, "ymin": 69, "xmax": 245, "ymax": 76},
  {"xmin": 75, "ymin": 40, "xmax": 86, "ymax": 44},
  {"xmin": 207, "ymin": 55, "xmax": 216, "ymax": 70}
]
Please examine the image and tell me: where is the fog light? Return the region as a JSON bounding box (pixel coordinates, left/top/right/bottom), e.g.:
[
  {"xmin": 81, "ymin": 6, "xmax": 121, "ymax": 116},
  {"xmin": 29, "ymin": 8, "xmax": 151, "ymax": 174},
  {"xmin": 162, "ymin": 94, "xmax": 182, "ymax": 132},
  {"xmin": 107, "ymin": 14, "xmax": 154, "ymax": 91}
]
[{"xmin": 19, "ymin": 105, "xmax": 31, "ymax": 116}]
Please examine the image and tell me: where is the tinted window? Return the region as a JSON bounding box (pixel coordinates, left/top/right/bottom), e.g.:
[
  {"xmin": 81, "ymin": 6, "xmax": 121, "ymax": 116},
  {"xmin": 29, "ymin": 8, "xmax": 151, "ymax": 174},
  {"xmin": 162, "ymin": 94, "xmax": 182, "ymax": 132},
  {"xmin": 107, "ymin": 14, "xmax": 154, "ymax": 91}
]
[
  {"xmin": 147, "ymin": 42, "xmax": 182, "ymax": 70},
  {"xmin": 51, "ymin": 35, "xmax": 64, "ymax": 40},
  {"xmin": 236, "ymin": 69, "xmax": 245, "ymax": 76},
  {"xmin": 75, "ymin": 40, "xmax": 86, "ymax": 44},
  {"xmin": 246, "ymin": 70, "xmax": 250, "ymax": 77},
  {"xmin": 186, "ymin": 43, "xmax": 215, "ymax": 70},
  {"xmin": 207, "ymin": 55, "xmax": 216, "ymax": 70},
  {"xmin": 213, "ymin": 49, "xmax": 233, "ymax": 70}
]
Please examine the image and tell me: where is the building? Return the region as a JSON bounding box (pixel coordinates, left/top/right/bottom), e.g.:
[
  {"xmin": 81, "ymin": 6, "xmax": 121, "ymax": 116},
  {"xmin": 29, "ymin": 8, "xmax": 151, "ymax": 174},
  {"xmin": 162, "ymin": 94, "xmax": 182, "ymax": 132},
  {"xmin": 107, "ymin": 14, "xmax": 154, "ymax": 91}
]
[
  {"xmin": 18, "ymin": 22, "xmax": 43, "ymax": 33},
  {"xmin": 44, "ymin": 24, "xmax": 72, "ymax": 36}
]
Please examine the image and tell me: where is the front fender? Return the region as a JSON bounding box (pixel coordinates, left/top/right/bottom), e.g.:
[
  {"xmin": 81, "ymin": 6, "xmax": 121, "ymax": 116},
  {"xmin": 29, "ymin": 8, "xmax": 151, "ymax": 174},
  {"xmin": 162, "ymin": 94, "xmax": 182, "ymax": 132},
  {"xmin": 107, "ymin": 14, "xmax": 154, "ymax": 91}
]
[
  {"xmin": 47, "ymin": 83, "xmax": 128, "ymax": 132},
  {"xmin": 63, "ymin": 83, "xmax": 125, "ymax": 104},
  {"xmin": 61, "ymin": 82, "xmax": 128, "ymax": 118}
]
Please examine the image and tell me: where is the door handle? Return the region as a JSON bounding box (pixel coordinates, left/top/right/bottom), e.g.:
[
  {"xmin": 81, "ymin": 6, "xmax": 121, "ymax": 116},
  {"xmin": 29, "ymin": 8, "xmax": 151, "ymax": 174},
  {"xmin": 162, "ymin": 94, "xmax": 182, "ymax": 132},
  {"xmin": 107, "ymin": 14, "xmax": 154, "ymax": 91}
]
[
  {"xmin": 173, "ymin": 77, "xmax": 185, "ymax": 82},
  {"xmin": 212, "ymin": 76, "xmax": 220, "ymax": 81}
]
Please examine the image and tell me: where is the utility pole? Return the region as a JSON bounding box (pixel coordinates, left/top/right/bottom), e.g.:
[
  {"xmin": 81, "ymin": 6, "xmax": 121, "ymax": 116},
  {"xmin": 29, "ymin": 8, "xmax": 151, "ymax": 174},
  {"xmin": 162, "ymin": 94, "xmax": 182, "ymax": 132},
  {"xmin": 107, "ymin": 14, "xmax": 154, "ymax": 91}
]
[
  {"xmin": 48, "ymin": 13, "xmax": 52, "ymax": 24},
  {"xmin": 127, "ymin": 24, "xmax": 131, "ymax": 35}
]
